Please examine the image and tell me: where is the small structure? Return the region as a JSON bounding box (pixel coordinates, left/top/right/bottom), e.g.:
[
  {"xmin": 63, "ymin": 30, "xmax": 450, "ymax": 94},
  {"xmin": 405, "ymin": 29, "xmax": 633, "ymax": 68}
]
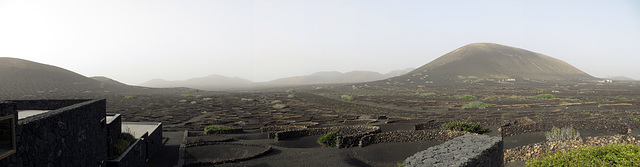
[{"xmin": 0, "ymin": 99, "xmax": 163, "ymax": 167}]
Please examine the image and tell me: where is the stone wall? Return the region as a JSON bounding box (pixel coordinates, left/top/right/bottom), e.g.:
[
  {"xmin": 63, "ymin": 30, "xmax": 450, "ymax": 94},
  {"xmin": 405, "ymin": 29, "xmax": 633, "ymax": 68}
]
[
  {"xmin": 404, "ymin": 134, "xmax": 503, "ymax": 167},
  {"xmin": 204, "ymin": 128, "xmax": 243, "ymax": 134},
  {"xmin": 260, "ymin": 125, "xmax": 307, "ymax": 133},
  {"xmin": 0, "ymin": 101, "xmax": 16, "ymax": 116},
  {"xmin": 106, "ymin": 139, "xmax": 147, "ymax": 167},
  {"xmin": 359, "ymin": 129, "xmax": 469, "ymax": 147},
  {"xmin": 106, "ymin": 113, "xmax": 122, "ymax": 158},
  {"xmin": 0, "ymin": 99, "xmax": 108, "ymax": 167},
  {"xmin": 500, "ymin": 120, "xmax": 629, "ymax": 137},
  {"xmin": 144, "ymin": 122, "xmax": 163, "ymax": 159},
  {"xmin": 0, "ymin": 101, "xmax": 17, "ymax": 161},
  {"xmin": 269, "ymin": 126, "xmax": 380, "ymax": 142}
]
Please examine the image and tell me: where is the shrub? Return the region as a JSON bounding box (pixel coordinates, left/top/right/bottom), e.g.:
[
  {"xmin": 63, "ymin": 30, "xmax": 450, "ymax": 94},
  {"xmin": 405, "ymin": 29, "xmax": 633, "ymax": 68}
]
[
  {"xmin": 545, "ymin": 126, "xmax": 580, "ymax": 141},
  {"xmin": 459, "ymin": 95, "xmax": 476, "ymax": 100},
  {"xmin": 272, "ymin": 104, "xmax": 287, "ymax": 109},
  {"xmin": 317, "ymin": 131, "xmax": 343, "ymax": 147},
  {"xmin": 397, "ymin": 162, "xmax": 405, "ymax": 167},
  {"xmin": 526, "ymin": 144, "xmax": 640, "ymax": 166},
  {"xmin": 421, "ymin": 93, "xmax": 439, "ymax": 97},
  {"xmin": 180, "ymin": 93, "xmax": 193, "ymax": 97},
  {"xmin": 535, "ymin": 94, "xmax": 557, "ymax": 99},
  {"xmin": 124, "ymin": 95, "xmax": 135, "ymax": 99},
  {"xmin": 441, "ymin": 121, "xmax": 487, "ymax": 134},
  {"xmin": 341, "ymin": 95, "xmax": 355, "ymax": 102},
  {"xmin": 462, "ymin": 101, "xmax": 494, "ymax": 109},
  {"xmin": 204, "ymin": 125, "xmax": 233, "ymax": 134},
  {"xmin": 111, "ymin": 133, "xmax": 135, "ymax": 159}
]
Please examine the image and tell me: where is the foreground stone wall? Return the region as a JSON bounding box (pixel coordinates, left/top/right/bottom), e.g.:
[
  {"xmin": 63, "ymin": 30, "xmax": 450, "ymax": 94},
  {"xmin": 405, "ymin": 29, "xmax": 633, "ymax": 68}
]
[
  {"xmin": 500, "ymin": 120, "xmax": 629, "ymax": 137},
  {"xmin": 404, "ymin": 134, "xmax": 503, "ymax": 167},
  {"xmin": 359, "ymin": 129, "xmax": 469, "ymax": 147},
  {"xmin": 106, "ymin": 113, "xmax": 122, "ymax": 158},
  {"xmin": 106, "ymin": 139, "xmax": 147, "ymax": 167},
  {"xmin": 0, "ymin": 99, "xmax": 108, "ymax": 167}
]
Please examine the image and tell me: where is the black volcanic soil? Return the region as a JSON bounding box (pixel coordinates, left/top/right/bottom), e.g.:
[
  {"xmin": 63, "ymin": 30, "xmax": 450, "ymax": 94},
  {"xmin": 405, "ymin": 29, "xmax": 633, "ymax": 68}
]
[{"xmin": 2, "ymin": 81, "xmax": 640, "ymax": 166}]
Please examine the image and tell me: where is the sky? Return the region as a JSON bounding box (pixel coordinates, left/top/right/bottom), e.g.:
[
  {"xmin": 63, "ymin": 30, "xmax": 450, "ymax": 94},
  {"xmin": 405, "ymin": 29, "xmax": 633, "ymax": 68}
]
[{"xmin": 1, "ymin": 0, "xmax": 639, "ymax": 85}]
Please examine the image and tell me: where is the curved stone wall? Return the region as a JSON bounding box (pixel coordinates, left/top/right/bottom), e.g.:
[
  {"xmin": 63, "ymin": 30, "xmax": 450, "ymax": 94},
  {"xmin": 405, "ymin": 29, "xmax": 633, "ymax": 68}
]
[
  {"xmin": 359, "ymin": 129, "xmax": 469, "ymax": 147},
  {"xmin": 500, "ymin": 120, "xmax": 629, "ymax": 137}
]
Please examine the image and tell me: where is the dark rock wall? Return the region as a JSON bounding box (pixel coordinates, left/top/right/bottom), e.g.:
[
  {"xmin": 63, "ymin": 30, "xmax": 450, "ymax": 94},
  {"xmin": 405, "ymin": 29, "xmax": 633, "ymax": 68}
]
[
  {"xmin": 1, "ymin": 99, "xmax": 107, "ymax": 167},
  {"xmin": 500, "ymin": 120, "xmax": 629, "ymax": 137},
  {"xmin": 106, "ymin": 113, "xmax": 122, "ymax": 158},
  {"xmin": 106, "ymin": 139, "xmax": 147, "ymax": 167},
  {"xmin": 359, "ymin": 129, "xmax": 469, "ymax": 147},
  {"xmin": 404, "ymin": 134, "xmax": 503, "ymax": 167},
  {"xmin": 145, "ymin": 123, "xmax": 163, "ymax": 159}
]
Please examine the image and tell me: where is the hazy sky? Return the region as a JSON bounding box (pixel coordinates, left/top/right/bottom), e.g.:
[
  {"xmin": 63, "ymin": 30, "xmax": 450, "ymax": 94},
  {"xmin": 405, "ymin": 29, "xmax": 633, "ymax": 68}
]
[{"xmin": 1, "ymin": 0, "xmax": 639, "ymax": 85}]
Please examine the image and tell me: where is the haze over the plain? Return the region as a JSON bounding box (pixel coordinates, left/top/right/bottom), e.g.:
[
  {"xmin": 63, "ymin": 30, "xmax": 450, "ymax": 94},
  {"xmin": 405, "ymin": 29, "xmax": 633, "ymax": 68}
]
[{"xmin": 1, "ymin": 0, "xmax": 639, "ymax": 85}]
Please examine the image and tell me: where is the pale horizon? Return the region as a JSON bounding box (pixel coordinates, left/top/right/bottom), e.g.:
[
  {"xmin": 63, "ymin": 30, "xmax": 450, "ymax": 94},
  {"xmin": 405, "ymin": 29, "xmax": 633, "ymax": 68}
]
[{"xmin": 1, "ymin": 0, "xmax": 639, "ymax": 85}]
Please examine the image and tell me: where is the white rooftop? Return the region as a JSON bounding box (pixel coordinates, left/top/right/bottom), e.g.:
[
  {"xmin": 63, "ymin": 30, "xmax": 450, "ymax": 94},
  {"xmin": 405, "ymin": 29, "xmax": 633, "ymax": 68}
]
[
  {"xmin": 121, "ymin": 122, "xmax": 161, "ymax": 139},
  {"xmin": 17, "ymin": 110, "xmax": 50, "ymax": 119}
]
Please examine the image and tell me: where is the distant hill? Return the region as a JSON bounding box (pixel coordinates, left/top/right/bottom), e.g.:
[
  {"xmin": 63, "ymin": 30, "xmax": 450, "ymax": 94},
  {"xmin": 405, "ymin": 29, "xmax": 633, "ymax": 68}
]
[
  {"xmin": 265, "ymin": 71, "xmax": 389, "ymax": 86},
  {"xmin": 383, "ymin": 43, "xmax": 597, "ymax": 85},
  {"xmin": 142, "ymin": 68, "xmax": 414, "ymax": 90},
  {"xmin": 384, "ymin": 68, "xmax": 416, "ymax": 78},
  {"xmin": 606, "ymin": 76, "xmax": 635, "ymax": 81},
  {"xmin": 140, "ymin": 74, "xmax": 254, "ymax": 90}
]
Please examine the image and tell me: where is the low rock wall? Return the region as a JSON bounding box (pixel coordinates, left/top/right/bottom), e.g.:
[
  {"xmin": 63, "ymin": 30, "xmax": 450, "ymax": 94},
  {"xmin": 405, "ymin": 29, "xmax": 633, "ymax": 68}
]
[
  {"xmin": 260, "ymin": 125, "xmax": 306, "ymax": 132},
  {"xmin": 404, "ymin": 134, "xmax": 503, "ymax": 167},
  {"xmin": 500, "ymin": 120, "xmax": 629, "ymax": 137},
  {"xmin": 204, "ymin": 128, "xmax": 243, "ymax": 134},
  {"xmin": 269, "ymin": 126, "xmax": 380, "ymax": 142},
  {"xmin": 359, "ymin": 129, "xmax": 469, "ymax": 147}
]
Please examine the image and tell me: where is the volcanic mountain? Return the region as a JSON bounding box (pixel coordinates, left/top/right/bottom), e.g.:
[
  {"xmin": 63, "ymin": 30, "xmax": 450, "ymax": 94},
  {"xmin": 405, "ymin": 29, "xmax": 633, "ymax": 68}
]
[
  {"xmin": 386, "ymin": 43, "xmax": 597, "ymax": 85},
  {"xmin": 0, "ymin": 57, "xmax": 160, "ymax": 98}
]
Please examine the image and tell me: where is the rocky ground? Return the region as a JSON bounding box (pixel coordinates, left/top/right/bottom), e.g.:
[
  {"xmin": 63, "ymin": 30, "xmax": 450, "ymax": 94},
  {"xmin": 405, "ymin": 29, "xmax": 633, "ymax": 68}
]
[{"xmin": 3, "ymin": 82, "xmax": 640, "ymax": 166}]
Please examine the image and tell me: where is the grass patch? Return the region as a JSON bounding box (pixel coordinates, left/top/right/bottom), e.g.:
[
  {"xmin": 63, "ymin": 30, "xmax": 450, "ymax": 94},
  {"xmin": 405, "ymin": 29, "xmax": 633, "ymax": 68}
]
[
  {"xmin": 180, "ymin": 93, "xmax": 193, "ymax": 97},
  {"xmin": 526, "ymin": 144, "xmax": 640, "ymax": 166},
  {"xmin": 341, "ymin": 95, "xmax": 355, "ymax": 102},
  {"xmin": 272, "ymin": 104, "xmax": 287, "ymax": 109},
  {"xmin": 204, "ymin": 125, "xmax": 233, "ymax": 134},
  {"xmin": 124, "ymin": 95, "xmax": 135, "ymax": 99},
  {"xmin": 441, "ymin": 121, "xmax": 487, "ymax": 134},
  {"xmin": 111, "ymin": 132, "xmax": 135, "ymax": 159},
  {"xmin": 545, "ymin": 126, "xmax": 580, "ymax": 141},
  {"xmin": 317, "ymin": 131, "xmax": 343, "ymax": 147},
  {"xmin": 462, "ymin": 101, "xmax": 493, "ymax": 109},
  {"xmin": 535, "ymin": 94, "xmax": 557, "ymax": 99},
  {"xmin": 420, "ymin": 93, "xmax": 439, "ymax": 97},
  {"xmin": 459, "ymin": 95, "xmax": 476, "ymax": 100}
]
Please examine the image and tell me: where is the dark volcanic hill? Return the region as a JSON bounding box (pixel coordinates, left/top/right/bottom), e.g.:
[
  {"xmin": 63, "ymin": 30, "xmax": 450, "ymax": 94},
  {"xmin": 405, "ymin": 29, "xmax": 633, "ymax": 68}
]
[
  {"xmin": 385, "ymin": 43, "xmax": 597, "ymax": 85},
  {"xmin": 0, "ymin": 57, "xmax": 102, "ymax": 93},
  {"xmin": 0, "ymin": 57, "xmax": 170, "ymax": 98}
]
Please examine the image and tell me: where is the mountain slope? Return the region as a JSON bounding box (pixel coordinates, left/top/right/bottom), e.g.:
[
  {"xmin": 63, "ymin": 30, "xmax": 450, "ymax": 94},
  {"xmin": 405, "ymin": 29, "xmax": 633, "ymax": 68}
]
[
  {"xmin": 386, "ymin": 43, "xmax": 597, "ymax": 85},
  {"xmin": 0, "ymin": 57, "xmax": 102, "ymax": 93}
]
